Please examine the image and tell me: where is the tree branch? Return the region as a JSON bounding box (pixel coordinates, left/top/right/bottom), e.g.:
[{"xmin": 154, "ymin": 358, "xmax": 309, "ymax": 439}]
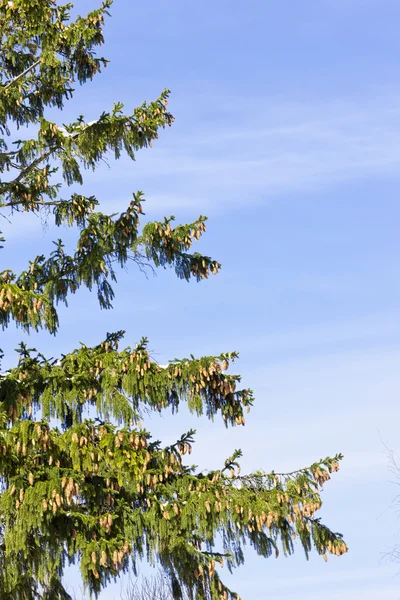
[
  {"xmin": 13, "ymin": 150, "xmax": 52, "ymax": 183},
  {"xmin": 0, "ymin": 198, "xmax": 61, "ymax": 209},
  {"xmin": 0, "ymin": 148, "xmax": 53, "ymax": 195},
  {"xmin": 0, "ymin": 120, "xmax": 101, "ymax": 195},
  {"xmin": 1, "ymin": 59, "xmax": 41, "ymax": 92}
]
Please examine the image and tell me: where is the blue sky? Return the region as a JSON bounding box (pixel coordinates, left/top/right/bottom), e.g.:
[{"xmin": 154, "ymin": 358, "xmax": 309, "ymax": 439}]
[{"xmin": 2, "ymin": 0, "xmax": 400, "ymax": 598}]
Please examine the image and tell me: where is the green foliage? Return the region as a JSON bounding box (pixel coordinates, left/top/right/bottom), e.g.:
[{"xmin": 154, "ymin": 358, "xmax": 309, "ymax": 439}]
[{"xmin": 0, "ymin": 1, "xmax": 347, "ymax": 599}]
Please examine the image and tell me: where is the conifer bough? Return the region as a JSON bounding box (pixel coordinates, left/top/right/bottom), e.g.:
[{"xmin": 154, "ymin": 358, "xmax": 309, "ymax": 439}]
[{"xmin": 0, "ymin": 1, "xmax": 347, "ymax": 598}]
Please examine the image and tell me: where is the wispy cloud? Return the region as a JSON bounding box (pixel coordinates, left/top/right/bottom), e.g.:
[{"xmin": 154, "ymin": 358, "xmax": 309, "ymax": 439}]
[
  {"xmin": 3, "ymin": 92, "xmax": 400, "ymax": 225},
  {"xmin": 270, "ymin": 584, "xmax": 400, "ymax": 600},
  {"xmin": 251, "ymin": 564, "xmax": 397, "ymax": 590},
  {"xmin": 238, "ymin": 312, "xmax": 400, "ymax": 357},
  {"xmin": 76, "ymin": 91, "xmax": 400, "ymax": 213},
  {"xmin": 138, "ymin": 339, "xmax": 400, "ymax": 495}
]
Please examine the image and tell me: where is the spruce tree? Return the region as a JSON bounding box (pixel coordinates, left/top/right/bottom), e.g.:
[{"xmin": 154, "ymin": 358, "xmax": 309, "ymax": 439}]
[{"xmin": 0, "ymin": 2, "xmax": 348, "ymax": 599}]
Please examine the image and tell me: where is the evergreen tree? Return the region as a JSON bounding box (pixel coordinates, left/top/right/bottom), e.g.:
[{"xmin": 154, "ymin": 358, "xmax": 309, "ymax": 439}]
[{"xmin": 0, "ymin": 1, "xmax": 348, "ymax": 598}]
